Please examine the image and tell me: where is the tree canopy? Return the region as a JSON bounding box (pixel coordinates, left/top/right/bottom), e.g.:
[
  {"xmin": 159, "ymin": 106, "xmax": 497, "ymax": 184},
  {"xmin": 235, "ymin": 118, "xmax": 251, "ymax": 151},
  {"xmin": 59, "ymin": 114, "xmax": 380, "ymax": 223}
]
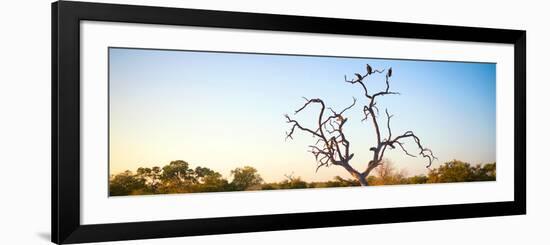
[
  {"xmin": 427, "ymin": 160, "xmax": 496, "ymax": 183},
  {"xmin": 229, "ymin": 166, "xmax": 264, "ymax": 191}
]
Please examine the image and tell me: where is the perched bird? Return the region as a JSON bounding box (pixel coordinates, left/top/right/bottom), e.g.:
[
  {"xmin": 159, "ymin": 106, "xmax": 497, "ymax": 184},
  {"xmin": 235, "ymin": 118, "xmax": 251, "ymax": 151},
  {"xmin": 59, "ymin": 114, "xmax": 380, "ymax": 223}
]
[
  {"xmin": 355, "ymin": 73, "xmax": 362, "ymax": 80},
  {"xmin": 369, "ymin": 147, "xmax": 377, "ymax": 151},
  {"xmin": 388, "ymin": 68, "xmax": 393, "ymax": 77},
  {"xmin": 366, "ymin": 64, "xmax": 373, "ymax": 74}
]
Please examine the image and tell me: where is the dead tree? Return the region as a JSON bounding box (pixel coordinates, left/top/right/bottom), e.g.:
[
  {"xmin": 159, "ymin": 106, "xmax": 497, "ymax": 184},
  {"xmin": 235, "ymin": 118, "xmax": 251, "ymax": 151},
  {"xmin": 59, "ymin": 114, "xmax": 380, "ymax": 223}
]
[{"xmin": 285, "ymin": 64, "xmax": 436, "ymax": 186}]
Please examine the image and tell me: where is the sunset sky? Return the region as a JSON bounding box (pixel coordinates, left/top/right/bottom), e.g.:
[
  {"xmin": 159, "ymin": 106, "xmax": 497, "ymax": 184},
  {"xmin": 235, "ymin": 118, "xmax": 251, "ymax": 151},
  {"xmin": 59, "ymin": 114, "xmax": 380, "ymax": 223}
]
[{"xmin": 109, "ymin": 47, "xmax": 496, "ymax": 182}]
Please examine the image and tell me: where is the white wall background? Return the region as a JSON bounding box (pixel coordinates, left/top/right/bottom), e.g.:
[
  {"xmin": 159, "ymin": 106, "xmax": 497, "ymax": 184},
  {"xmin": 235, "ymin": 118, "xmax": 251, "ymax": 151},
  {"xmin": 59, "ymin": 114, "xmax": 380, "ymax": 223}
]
[{"xmin": 0, "ymin": 0, "xmax": 547, "ymax": 244}]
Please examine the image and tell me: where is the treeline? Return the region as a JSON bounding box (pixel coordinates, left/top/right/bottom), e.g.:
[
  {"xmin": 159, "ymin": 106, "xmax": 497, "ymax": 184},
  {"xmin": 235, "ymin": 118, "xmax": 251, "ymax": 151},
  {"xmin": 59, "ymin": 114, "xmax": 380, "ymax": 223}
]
[
  {"xmin": 109, "ymin": 160, "xmax": 496, "ymax": 196},
  {"xmin": 366, "ymin": 160, "xmax": 496, "ymax": 186}
]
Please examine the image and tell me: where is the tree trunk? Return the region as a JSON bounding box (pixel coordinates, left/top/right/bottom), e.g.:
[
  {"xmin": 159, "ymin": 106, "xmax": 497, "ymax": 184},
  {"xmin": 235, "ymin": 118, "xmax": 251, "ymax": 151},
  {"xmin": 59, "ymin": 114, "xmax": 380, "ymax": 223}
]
[
  {"xmin": 357, "ymin": 175, "xmax": 368, "ymax": 186},
  {"xmin": 340, "ymin": 162, "xmax": 369, "ymax": 186},
  {"xmin": 349, "ymin": 170, "xmax": 368, "ymax": 186}
]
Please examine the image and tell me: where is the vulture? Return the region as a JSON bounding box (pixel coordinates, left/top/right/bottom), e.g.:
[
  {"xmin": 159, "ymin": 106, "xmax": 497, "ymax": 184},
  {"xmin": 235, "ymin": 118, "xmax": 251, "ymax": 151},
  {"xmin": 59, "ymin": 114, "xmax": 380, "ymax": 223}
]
[
  {"xmin": 388, "ymin": 67, "xmax": 393, "ymax": 77},
  {"xmin": 366, "ymin": 64, "xmax": 373, "ymax": 75}
]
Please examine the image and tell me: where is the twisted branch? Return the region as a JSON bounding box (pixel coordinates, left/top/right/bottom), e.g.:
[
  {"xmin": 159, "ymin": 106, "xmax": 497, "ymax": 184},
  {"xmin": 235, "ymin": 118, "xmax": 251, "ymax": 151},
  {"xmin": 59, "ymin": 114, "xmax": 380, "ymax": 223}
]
[
  {"xmin": 285, "ymin": 97, "xmax": 358, "ymax": 174},
  {"xmin": 286, "ymin": 64, "xmax": 436, "ymax": 185}
]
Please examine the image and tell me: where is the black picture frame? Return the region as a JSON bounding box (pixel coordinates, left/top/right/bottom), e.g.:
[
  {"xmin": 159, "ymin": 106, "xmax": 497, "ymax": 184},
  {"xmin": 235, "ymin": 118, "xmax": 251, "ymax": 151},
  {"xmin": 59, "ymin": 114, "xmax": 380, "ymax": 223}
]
[{"xmin": 52, "ymin": 1, "xmax": 526, "ymax": 244}]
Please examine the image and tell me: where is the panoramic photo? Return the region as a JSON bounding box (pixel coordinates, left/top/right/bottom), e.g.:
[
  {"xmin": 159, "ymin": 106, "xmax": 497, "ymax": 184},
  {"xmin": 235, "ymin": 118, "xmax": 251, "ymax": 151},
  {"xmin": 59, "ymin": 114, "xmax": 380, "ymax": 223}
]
[{"xmin": 108, "ymin": 47, "xmax": 496, "ymax": 196}]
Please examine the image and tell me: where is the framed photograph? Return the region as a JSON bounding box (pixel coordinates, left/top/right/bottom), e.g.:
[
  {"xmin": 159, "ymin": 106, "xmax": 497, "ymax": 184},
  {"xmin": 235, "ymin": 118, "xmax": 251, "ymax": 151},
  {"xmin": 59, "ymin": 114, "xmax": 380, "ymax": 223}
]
[{"xmin": 52, "ymin": 1, "xmax": 526, "ymax": 244}]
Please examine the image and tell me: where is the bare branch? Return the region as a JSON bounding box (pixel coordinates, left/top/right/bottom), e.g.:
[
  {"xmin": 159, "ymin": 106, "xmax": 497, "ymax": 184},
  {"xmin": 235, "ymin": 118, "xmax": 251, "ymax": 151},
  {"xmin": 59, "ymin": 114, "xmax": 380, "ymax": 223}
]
[
  {"xmin": 285, "ymin": 97, "xmax": 358, "ymax": 172},
  {"xmin": 345, "ymin": 75, "xmax": 372, "ymax": 99},
  {"xmin": 382, "ymin": 131, "xmax": 438, "ymax": 168},
  {"xmin": 385, "ymin": 109, "xmax": 394, "ymax": 140},
  {"xmin": 285, "ymin": 114, "xmax": 320, "ymax": 140},
  {"xmin": 288, "ymin": 64, "xmax": 435, "ymax": 186},
  {"xmin": 295, "ymin": 97, "xmax": 322, "ymax": 114},
  {"xmin": 395, "ymin": 141, "xmax": 416, "ymax": 158}
]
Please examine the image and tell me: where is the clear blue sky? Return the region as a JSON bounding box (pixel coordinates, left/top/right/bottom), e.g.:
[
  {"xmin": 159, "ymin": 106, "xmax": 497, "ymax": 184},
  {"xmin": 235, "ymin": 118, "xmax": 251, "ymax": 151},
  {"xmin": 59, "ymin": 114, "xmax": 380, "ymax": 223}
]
[{"xmin": 109, "ymin": 47, "xmax": 496, "ymax": 182}]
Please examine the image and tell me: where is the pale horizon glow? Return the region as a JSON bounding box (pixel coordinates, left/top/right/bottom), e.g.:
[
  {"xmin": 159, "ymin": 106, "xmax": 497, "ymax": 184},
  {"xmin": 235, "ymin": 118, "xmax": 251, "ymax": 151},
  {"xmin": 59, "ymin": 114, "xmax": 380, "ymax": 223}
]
[{"xmin": 109, "ymin": 47, "xmax": 496, "ymax": 183}]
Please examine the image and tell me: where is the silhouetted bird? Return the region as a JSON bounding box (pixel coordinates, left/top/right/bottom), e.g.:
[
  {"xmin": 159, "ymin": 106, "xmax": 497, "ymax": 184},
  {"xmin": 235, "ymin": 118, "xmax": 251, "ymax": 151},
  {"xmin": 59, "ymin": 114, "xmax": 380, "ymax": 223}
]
[
  {"xmin": 366, "ymin": 64, "xmax": 373, "ymax": 75},
  {"xmin": 355, "ymin": 73, "xmax": 362, "ymax": 80},
  {"xmin": 369, "ymin": 147, "xmax": 377, "ymax": 151},
  {"xmin": 388, "ymin": 68, "xmax": 393, "ymax": 77}
]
